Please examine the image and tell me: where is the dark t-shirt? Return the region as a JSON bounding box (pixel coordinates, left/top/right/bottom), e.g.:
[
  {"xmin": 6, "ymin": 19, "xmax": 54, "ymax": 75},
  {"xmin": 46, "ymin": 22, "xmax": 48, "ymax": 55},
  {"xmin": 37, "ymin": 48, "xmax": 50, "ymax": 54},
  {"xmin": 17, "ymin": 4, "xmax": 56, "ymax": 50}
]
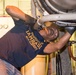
[{"xmin": 0, "ymin": 19, "xmax": 47, "ymax": 68}]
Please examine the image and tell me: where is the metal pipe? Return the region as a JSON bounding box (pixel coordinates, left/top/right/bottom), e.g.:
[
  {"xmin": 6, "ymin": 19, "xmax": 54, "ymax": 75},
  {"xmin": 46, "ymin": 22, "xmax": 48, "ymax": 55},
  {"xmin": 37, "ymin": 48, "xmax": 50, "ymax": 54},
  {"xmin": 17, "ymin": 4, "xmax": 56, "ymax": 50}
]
[{"xmin": 31, "ymin": 0, "xmax": 37, "ymax": 18}]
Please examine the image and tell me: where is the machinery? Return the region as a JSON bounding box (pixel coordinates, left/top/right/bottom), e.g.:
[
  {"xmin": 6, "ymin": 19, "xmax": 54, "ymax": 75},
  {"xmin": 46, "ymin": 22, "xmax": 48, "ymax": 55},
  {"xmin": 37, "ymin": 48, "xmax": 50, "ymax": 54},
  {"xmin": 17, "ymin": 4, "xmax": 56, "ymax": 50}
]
[
  {"xmin": 31, "ymin": 0, "xmax": 76, "ymax": 27},
  {"xmin": 31, "ymin": 0, "xmax": 76, "ymax": 75}
]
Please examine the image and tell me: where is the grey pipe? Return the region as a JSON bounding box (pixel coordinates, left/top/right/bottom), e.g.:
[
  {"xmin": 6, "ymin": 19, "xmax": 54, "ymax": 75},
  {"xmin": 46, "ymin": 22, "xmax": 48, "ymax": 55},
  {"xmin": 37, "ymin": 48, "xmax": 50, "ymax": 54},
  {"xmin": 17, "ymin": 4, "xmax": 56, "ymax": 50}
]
[{"xmin": 34, "ymin": 13, "xmax": 76, "ymax": 30}]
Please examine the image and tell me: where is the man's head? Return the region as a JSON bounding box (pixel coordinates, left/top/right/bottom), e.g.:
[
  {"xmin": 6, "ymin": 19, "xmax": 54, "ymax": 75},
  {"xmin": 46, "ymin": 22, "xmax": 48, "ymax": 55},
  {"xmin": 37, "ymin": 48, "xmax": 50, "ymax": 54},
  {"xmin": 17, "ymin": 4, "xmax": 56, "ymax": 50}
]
[{"xmin": 39, "ymin": 24, "xmax": 59, "ymax": 42}]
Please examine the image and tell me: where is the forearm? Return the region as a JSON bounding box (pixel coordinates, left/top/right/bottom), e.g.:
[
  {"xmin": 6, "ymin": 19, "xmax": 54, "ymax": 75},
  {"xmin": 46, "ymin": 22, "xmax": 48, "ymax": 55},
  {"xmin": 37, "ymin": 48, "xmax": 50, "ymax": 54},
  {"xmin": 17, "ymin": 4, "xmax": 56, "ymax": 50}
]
[
  {"xmin": 56, "ymin": 32, "xmax": 71, "ymax": 49},
  {"xmin": 6, "ymin": 5, "xmax": 36, "ymax": 24}
]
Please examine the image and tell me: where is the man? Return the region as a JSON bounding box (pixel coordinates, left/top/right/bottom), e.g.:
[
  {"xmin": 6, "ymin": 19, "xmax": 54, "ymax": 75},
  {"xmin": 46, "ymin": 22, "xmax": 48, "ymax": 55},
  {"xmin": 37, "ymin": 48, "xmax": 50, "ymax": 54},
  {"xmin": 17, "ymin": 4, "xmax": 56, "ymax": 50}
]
[{"xmin": 0, "ymin": 5, "xmax": 75, "ymax": 75}]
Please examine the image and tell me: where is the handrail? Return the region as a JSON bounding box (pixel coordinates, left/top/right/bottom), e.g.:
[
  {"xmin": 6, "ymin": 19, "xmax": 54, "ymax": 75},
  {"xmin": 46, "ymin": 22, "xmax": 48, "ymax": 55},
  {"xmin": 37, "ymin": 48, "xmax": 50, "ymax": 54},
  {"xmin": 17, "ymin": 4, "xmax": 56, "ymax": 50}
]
[{"xmin": 68, "ymin": 41, "xmax": 76, "ymax": 61}]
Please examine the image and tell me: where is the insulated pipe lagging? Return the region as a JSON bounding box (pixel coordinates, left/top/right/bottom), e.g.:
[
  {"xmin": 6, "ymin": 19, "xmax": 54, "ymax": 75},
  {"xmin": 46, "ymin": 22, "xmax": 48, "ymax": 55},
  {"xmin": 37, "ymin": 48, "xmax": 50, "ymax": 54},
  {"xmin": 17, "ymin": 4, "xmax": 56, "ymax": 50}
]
[
  {"xmin": 34, "ymin": 13, "xmax": 76, "ymax": 30},
  {"xmin": 39, "ymin": 13, "xmax": 76, "ymax": 23}
]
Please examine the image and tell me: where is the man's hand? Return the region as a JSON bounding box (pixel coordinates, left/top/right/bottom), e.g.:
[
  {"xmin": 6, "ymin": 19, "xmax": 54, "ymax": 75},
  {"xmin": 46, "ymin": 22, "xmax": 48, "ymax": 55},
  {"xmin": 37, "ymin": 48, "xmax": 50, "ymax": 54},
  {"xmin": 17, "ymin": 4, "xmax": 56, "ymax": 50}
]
[{"xmin": 65, "ymin": 26, "xmax": 76, "ymax": 35}]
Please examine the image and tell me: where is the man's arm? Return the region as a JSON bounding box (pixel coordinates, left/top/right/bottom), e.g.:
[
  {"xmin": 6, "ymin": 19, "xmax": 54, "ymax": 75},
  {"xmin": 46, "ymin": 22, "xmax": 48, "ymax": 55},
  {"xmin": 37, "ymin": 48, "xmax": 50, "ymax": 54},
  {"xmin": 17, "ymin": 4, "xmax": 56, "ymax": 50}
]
[
  {"xmin": 5, "ymin": 6, "xmax": 36, "ymax": 24},
  {"xmin": 6, "ymin": 6, "xmax": 25, "ymax": 20},
  {"xmin": 44, "ymin": 27, "xmax": 76, "ymax": 53},
  {"xmin": 44, "ymin": 32, "xmax": 71, "ymax": 53}
]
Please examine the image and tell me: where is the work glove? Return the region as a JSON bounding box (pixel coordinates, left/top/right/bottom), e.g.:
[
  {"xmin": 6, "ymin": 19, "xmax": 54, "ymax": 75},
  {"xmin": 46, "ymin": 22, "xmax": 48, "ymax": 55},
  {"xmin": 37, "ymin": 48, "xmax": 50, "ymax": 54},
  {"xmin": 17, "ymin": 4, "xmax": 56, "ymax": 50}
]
[{"xmin": 65, "ymin": 26, "xmax": 76, "ymax": 35}]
